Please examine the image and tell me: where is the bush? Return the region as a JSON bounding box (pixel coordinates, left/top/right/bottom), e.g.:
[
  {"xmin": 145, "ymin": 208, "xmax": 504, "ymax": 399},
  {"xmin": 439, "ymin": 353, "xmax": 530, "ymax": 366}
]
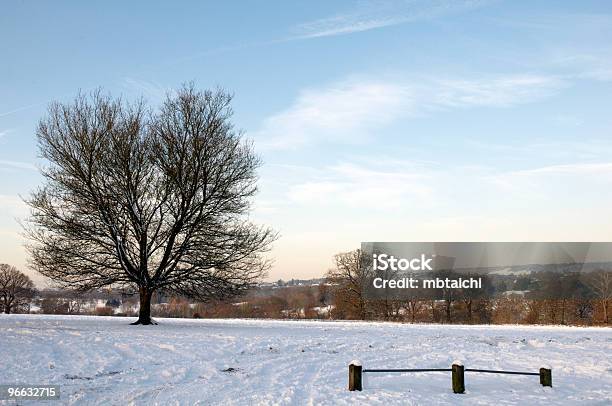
[{"xmin": 95, "ymin": 306, "xmax": 114, "ymax": 316}]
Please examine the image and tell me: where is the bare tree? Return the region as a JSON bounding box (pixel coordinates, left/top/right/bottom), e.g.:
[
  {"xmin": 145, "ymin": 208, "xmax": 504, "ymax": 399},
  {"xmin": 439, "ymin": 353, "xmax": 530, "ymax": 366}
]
[
  {"xmin": 459, "ymin": 273, "xmax": 493, "ymax": 323},
  {"xmin": 326, "ymin": 249, "xmax": 371, "ymax": 320},
  {"xmin": 587, "ymin": 270, "xmax": 611, "ymax": 323},
  {"xmin": 0, "ymin": 264, "xmax": 36, "ymax": 314},
  {"xmin": 25, "ymin": 85, "xmax": 276, "ymax": 325},
  {"xmin": 404, "ymin": 294, "xmax": 424, "ymax": 323}
]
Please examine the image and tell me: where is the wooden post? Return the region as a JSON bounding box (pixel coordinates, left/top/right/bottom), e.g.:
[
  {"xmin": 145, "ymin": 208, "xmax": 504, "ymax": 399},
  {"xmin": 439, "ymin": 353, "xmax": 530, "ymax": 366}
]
[
  {"xmin": 452, "ymin": 363, "xmax": 465, "ymax": 394},
  {"xmin": 539, "ymin": 368, "xmax": 552, "ymax": 387},
  {"xmin": 348, "ymin": 362, "xmax": 363, "ymax": 391}
]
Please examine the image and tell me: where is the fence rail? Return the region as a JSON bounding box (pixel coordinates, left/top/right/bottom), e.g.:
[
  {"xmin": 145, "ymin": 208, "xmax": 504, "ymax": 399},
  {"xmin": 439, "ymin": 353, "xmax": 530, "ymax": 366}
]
[
  {"xmin": 348, "ymin": 362, "xmax": 552, "ymax": 393},
  {"xmin": 363, "ymin": 368, "xmax": 451, "ymax": 373},
  {"xmin": 464, "ymin": 368, "xmax": 540, "ymax": 376}
]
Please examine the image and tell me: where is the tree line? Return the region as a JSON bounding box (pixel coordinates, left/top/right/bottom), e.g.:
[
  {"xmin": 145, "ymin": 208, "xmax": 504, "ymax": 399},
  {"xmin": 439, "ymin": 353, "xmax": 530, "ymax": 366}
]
[
  {"xmin": 325, "ymin": 250, "xmax": 611, "ymax": 325},
  {"xmin": 2, "ymin": 254, "xmax": 609, "ymax": 326}
]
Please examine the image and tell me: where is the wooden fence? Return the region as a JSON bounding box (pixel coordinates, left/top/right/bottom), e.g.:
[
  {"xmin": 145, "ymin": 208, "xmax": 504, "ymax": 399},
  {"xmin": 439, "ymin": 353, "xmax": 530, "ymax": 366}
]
[{"xmin": 348, "ymin": 361, "xmax": 552, "ymax": 393}]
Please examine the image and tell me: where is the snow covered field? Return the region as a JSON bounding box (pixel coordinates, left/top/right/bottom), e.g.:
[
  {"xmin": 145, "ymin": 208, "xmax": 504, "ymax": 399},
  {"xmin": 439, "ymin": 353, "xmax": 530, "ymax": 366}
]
[{"xmin": 1, "ymin": 315, "xmax": 611, "ymax": 405}]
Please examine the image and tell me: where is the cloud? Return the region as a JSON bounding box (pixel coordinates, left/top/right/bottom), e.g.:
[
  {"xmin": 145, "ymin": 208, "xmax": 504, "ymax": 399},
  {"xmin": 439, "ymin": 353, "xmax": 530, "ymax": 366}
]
[
  {"xmin": 487, "ymin": 162, "xmax": 612, "ymax": 194},
  {"xmin": 0, "ymin": 160, "xmax": 37, "ymax": 171},
  {"xmin": 275, "ymin": 154, "xmax": 612, "ymax": 216},
  {"xmin": 254, "ymin": 78, "xmax": 412, "ymax": 149},
  {"xmin": 492, "ymin": 162, "xmax": 612, "ymax": 182},
  {"xmin": 519, "ymin": 162, "xmax": 612, "ymax": 176},
  {"xmin": 483, "ymin": 13, "xmax": 612, "ymax": 85},
  {"xmin": 254, "ymin": 74, "xmax": 566, "ymax": 149},
  {"xmin": 0, "ymin": 103, "xmax": 46, "ymax": 118},
  {"xmin": 431, "ymin": 75, "xmax": 565, "ymax": 108},
  {"xmin": 287, "ymin": 160, "xmax": 434, "ymax": 209},
  {"xmin": 464, "ymin": 138, "xmax": 612, "ymax": 163},
  {"xmin": 121, "ymin": 78, "xmax": 169, "ymax": 102},
  {"xmin": 292, "ymin": 0, "xmax": 491, "ymax": 39},
  {"xmin": 540, "ymin": 51, "xmax": 612, "ymax": 83}
]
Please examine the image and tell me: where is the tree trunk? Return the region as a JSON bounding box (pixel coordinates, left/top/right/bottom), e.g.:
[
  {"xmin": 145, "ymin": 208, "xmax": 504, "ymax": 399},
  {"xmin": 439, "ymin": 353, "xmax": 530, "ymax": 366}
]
[
  {"xmin": 466, "ymin": 300, "xmax": 472, "ymax": 323},
  {"xmin": 561, "ymin": 299, "xmax": 566, "ymax": 325},
  {"xmin": 5, "ymin": 296, "xmax": 13, "ymax": 314},
  {"xmin": 430, "ymin": 300, "xmax": 436, "ymax": 322},
  {"xmin": 131, "ymin": 286, "xmax": 156, "ymax": 325},
  {"xmin": 359, "ymin": 299, "xmax": 366, "ymax": 320},
  {"xmin": 384, "ymin": 299, "xmax": 390, "ymax": 321}
]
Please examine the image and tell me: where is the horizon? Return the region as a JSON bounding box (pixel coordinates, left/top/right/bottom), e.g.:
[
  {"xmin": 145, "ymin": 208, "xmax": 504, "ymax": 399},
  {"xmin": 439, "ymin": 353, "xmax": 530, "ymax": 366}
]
[{"xmin": 2, "ymin": 1, "xmax": 612, "ymax": 287}]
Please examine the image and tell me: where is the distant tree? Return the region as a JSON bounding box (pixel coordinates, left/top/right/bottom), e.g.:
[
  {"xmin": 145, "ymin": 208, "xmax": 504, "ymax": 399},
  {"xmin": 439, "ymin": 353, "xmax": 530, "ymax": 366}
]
[
  {"xmin": 512, "ymin": 275, "xmax": 534, "ymax": 291},
  {"xmin": 492, "ymin": 296, "xmax": 526, "ymax": 324},
  {"xmin": 538, "ymin": 271, "xmax": 590, "ymax": 324},
  {"xmin": 95, "ymin": 306, "xmax": 115, "ymax": 316},
  {"xmin": 326, "ymin": 249, "xmax": 372, "ymax": 320},
  {"xmin": 40, "ymin": 297, "xmax": 68, "ymax": 314},
  {"xmin": 105, "ymin": 298, "xmax": 121, "ymax": 308},
  {"xmin": 435, "ymin": 269, "xmax": 458, "ymax": 323},
  {"xmin": 405, "ymin": 295, "xmax": 424, "ymax": 323},
  {"xmin": 261, "ymin": 295, "xmax": 288, "ymax": 318},
  {"xmin": 459, "ymin": 273, "xmax": 493, "ymax": 323},
  {"xmin": 25, "ymin": 85, "xmax": 276, "ymax": 325},
  {"xmin": 587, "ymin": 270, "xmax": 611, "ymax": 323},
  {"xmin": 285, "ymin": 286, "xmax": 316, "ymax": 317},
  {"xmin": 472, "ymin": 298, "xmax": 493, "ymax": 324},
  {"xmin": 63, "ymin": 290, "xmax": 85, "ymax": 314},
  {"xmin": 573, "ymin": 298, "xmax": 593, "ymax": 324},
  {"xmin": 0, "ymin": 264, "xmax": 36, "ymax": 314},
  {"xmin": 524, "ymin": 299, "xmax": 543, "ymax": 324},
  {"xmin": 317, "ymin": 282, "xmax": 330, "ymax": 306}
]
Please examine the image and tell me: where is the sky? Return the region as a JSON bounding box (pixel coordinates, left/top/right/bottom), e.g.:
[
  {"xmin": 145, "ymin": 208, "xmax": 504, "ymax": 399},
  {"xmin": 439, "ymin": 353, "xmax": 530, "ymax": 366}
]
[{"xmin": 1, "ymin": 0, "xmax": 612, "ymax": 286}]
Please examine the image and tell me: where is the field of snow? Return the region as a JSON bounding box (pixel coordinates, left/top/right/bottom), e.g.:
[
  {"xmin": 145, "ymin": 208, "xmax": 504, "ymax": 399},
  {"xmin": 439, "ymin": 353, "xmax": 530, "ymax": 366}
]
[{"xmin": 1, "ymin": 315, "xmax": 611, "ymax": 405}]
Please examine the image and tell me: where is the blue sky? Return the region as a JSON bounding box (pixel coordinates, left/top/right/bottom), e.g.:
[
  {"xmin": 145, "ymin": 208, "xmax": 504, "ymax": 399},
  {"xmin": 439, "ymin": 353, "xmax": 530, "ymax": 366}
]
[{"xmin": 1, "ymin": 0, "xmax": 612, "ymax": 284}]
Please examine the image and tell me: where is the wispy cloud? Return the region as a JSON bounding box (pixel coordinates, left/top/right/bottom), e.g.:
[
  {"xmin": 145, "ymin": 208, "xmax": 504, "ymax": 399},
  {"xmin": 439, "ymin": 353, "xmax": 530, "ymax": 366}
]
[
  {"xmin": 283, "ymin": 158, "xmax": 612, "ymax": 215},
  {"xmin": 121, "ymin": 78, "xmax": 169, "ymax": 102},
  {"xmin": 553, "ymin": 53, "xmax": 612, "ymax": 82},
  {"xmin": 254, "ymin": 73, "xmax": 566, "ymax": 149},
  {"xmin": 0, "ymin": 159, "xmax": 37, "ymax": 171},
  {"xmin": 253, "ymin": 78, "xmax": 412, "ymax": 149},
  {"xmin": 465, "ymin": 138, "xmax": 612, "ymax": 163},
  {"xmin": 431, "ymin": 75, "xmax": 565, "ymax": 108},
  {"xmin": 291, "ymin": 0, "xmax": 491, "ymax": 39},
  {"xmin": 0, "ymin": 102, "xmax": 46, "ymax": 118},
  {"xmin": 0, "ymin": 85, "xmax": 102, "ymax": 119},
  {"xmin": 487, "ymin": 162, "xmax": 612, "ymax": 194},
  {"xmin": 493, "ymin": 162, "xmax": 612, "ymax": 179},
  {"xmin": 287, "ymin": 160, "xmax": 435, "ymax": 209}
]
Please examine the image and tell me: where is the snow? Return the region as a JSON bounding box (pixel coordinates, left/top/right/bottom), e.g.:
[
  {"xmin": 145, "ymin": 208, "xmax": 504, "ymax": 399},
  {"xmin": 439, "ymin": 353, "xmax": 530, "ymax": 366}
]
[
  {"xmin": 1, "ymin": 314, "xmax": 611, "ymax": 405},
  {"xmin": 312, "ymin": 305, "xmax": 334, "ymax": 315},
  {"xmin": 502, "ymin": 290, "xmax": 529, "ymax": 296},
  {"xmin": 489, "ymin": 267, "xmax": 530, "ymax": 276}
]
